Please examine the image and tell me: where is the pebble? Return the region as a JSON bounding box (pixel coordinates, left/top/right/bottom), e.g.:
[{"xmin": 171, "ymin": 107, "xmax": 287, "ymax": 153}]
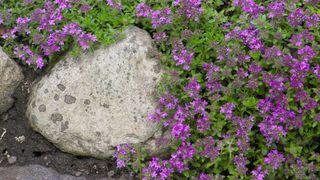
[
  {"xmin": 75, "ymin": 171, "xmax": 82, "ymax": 177},
  {"xmin": 8, "ymin": 156, "xmax": 17, "ymax": 164},
  {"xmin": 108, "ymin": 170, "xmax": 115, "ymax": 177}
]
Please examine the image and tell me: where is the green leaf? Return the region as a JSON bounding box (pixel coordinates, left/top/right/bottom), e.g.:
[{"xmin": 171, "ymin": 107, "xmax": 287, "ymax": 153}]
[{"xmin": 242, "ymin": 97, "xmax": 258, "ymax": 108}]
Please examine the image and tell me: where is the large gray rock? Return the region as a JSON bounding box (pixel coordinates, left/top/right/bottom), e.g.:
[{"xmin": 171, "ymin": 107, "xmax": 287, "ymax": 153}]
[
  {"xmin": 26, "ymin": 26, "xmax": 163, "ymax": 159},
  {"xmin": 0, "ymin": 165, "xmax": 132, "ymax": 180},
  {"xmin": 0, "ymin": 165, "xmax": 86, "ymax": 180},
  {"xmin": 0, "ymin": 47, "xmax": 24, "ymax": 114}
]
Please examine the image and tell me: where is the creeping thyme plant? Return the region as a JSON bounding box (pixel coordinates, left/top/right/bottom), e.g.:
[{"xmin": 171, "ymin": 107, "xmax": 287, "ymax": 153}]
[{"xmin": 1, "ymin": 0, "xmax": 320, "ymax": 179}]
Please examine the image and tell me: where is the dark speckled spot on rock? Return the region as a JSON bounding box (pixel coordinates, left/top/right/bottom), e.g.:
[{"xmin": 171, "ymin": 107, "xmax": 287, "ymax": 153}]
[
  {"xmin": 134, "ymin": 116, "xmax": 137, "ymax": 122},
  {"xmin": 61, "ymin": 121, "xmax": 69, "ymax": 132},
  {"xmin": 103, "ymin": 103, "xmax": 109, "ymax": 108},
  {"xmin": 153, "ymin": 64, "xmax": 161, "ymax": 74},
  {"xmin": 57, "ymin": 84, "xmax": 66, "ymax": 91},
  {"xmin": 54, "ymin": 94, "xmax": 59, "ymax": 101},
  {"xmin": 44, "ymin": 89, "xmax": 49, "ymax": 93},
  {"xmin": 64, "ymin": 95, "xmax": 76, "ymax": 104},
  {"xmin": 51, "ymin": 113, "xmax": 63, "ymax": 123},
  {"xmin": 84, "ymin": 99, "xmax": 90, "ymax": 105},
  {"xmin": 38, "ymin": 104, "xmax": 46, "ymax": 112},
  {"xmin": 96, "ymin": 132, "xmax": 101, "ymax": 137}
]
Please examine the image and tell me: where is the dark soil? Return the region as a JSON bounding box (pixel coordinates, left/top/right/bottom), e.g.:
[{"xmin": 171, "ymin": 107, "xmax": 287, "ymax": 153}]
[{"xmin": 0, "ymin": 66, "xmax": 128, "ymax": 179}]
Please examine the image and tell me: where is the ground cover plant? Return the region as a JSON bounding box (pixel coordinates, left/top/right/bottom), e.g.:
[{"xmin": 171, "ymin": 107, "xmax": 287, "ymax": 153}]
[{"xmin": 1, "ymin": 0, "xmax": 319, "ymax": 179}]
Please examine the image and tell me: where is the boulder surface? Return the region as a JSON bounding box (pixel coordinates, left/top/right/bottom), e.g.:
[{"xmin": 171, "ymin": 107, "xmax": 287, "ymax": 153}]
[
  {"xmin": 0, "ymin": 47, "xmax": 24, "ymax": 114},
  {"xmin": 26, "ymin": 26, "xmax": 163, "ymax": 159},
  {"xmin": 0, "ymin": 165, "xmax": 132, "ymax": 180}
]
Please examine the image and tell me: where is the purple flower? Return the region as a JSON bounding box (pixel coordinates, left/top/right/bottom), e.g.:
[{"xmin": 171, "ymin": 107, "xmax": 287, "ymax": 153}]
[
  {"xmin": 314, "ymin": 65, "xmax": 320, "ymax": 79},
  {"xmin": 306, "ymin": 14, "xmax": 319, "ymax": 28},
  {"xmin": 114, "ymin": 144, "xmax": 136, "ymax": 169},
  {"xmin": 150, "ymin": 8, "xmax": 172, "ymax": 29},
  {"xmin": 237, "ymin": 68, "xmax": 248, "ymax": 79},
  {"xmin": 173, "ymin": 105, "xmax": 190, "ymax": 123},
  {"xmin": 287, "ymin": 9, "xmax": 306, "ymax": 27},
  {"xmin": 36, "ymin": 56, "xmax": 44, "ymax": 69},
  {"xmin": 174, "ymin": 0, "xmax": 203, "ymax": 21},
  {"xmin": 297, "ymin": 45, "xmax": 316, "ymax": 61},
  {"xmin": 172, "ymin": 43, "xmax": 194, "ymax": 70},
  {"xmin": 77, "ymin": 32, "xmax": 97, "ymax": 50},
  {"xmin": 220, "ymin": 103, "xmax": 235, "ymax": 119},
  {"xmin": 136, "ymin": 2, "xmax": 151, "ymax": 18},
  {"xmin": 234, "ymin": 154, "xmax": 248, "ymax": 175},
  {"xmin": 190, "ymin": 97, "xmax": 208, "ymax": 116},
  {"xmin": 196, "ymin": 137, "xmax": 220, "ymax": 160},
  {"xmin": 264, "ymin": 150, "xmax": 285, "ymax": 169},
  {"xmin": 233, "ymin": 0, "xmax": 264, "ymax": 18},
  {"xmin": 264, "ymin": 46, "xmax": 282, "ymax": 60},
  {"xmin": 289, "ymin": 30, "xmax": 314, "ymax": 47},
  {"xmin": 80, "ymin": 4, "xmax": 91, "ymax": 12},
  {"xmin": 196, "ymin": 116, "xmax": 211, "ymax": 132},
  {"xmin": 267, "ymin": 1, "xmax": 285, "ymax": 19},
  {"xmin": 248, "ymin": 77, "xmax": 259, "ymax": 89},
  {"xmin": 160, "ymin": 91, "xmax": 179, "ymax": 110},
  {"xmin": 148, "ymin": 108, "xmax": 168, "ymax": 123},
  {"xmin": 197, "ymin": 173, "xmax": 213, "ymax": 180},
  {"xmin": 63, "ymin": 23, "xmax": 82, "ymax": 36},
  {"xmin": 106, "ymin": 0, "xmax": 122, "ymax": 11},
  {"xmin": 153, "ymin": 32, "xmax": 167, "ymax": 42},
  {"xmin": 172, "ymin": 123, "xmax": 190, "ymax": 141},
  {"xmin": 252, "ymin": 166, "xmax": 268, "ymax": 180},
  {"xmin": 142, "ymin": 158, "xmax": 173, "ymax": 179},
  {"xmin": 184, "ymin": 78, "xmax": 201, "ymax": 97}
]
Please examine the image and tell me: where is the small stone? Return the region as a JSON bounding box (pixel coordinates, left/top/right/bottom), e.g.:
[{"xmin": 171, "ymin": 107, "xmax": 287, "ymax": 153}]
[
  {"xmin": 8, "ymin": 156, "xmax": 17, "ymax": 164},
  {"xmin": 108, "ymin": 170, "xmax": 115, "ymax": 177},
  {"xmin": 74, "ymin": 171, "xmax": 82, "ymax": 177}
]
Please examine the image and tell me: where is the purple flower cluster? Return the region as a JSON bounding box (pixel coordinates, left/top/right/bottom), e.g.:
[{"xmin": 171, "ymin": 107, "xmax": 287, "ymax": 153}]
[
  {"xmin": 226, "ymin": 25, "xmax": 264, "ymax": 51},
  {"xmin": 113, "ymin": 144, "xmax": 136, "ymax": 169},
  {"xmin": 203, "ymin": 63, "xmax": 222, "ymax": 92},
  {"xmin": 151, "ymin": 8, "xmax": 172, "ymax": 29},
  {"xmin": 174, "ymin": 0, "xmax": 203, "ymax": 21},
  {"xmin": 172, "ymin": 42, "xmax": 194, "ymax": 70},
  {"xmin": 287, "ymin": 9, "xmax": 319, "ymax": 28},
  {"xmin": 184, "ymin": 78, "xmax": 201, "ymax": 97},
  {"xmin": 233, "ymin": 154, "xmax": 248, "ymax": 175},
  {"xmin": 4, "ymin": 1, "xmax": 96, "ymax": 69},
  {"xmin": 14, "ymin": 45, "xmax": 44, "ymax": 68},
  {"xmin": 264, "ymin": 150, "xmax": 285, "ymax": 170},
  {"xmin": 196, "ymin": 136, "xmax": 220, "ymax": 160},
  {"xmin": 233, "ymin": 0, "xmax": 264, "ymax": 18},
  {"xmin": 257, "ymin": 95, "xmax": 300, "ymax": 145},
  {"xmin": 106, "ymin": 0, "xmax": 122, "ymax": 11},
  {"xmin": 141, "ymin": 143, "xmax": 195, "ymax": 179},
  {"xmin": 289, "ymin": 30, "xmax": 314, "ymax": 47},
  {"xmin": 232, "ymin": 116, "xmax": 254, "ymax": 152},
  {"xmin": 267, "ymin": 1, "xmax": 285, "ymax": 19},
  {"xmin": 251, "ymin": 166, "xmax": 268, "ymax": 180},
  {"xmin": 136, "ymin": 2, "xmax": 151, "ymax": 18},
  {"xmin": 142, "ymin": 157, "xmax": 173, "ymax": 180},
  {"xmin": 220, "ymin": 103, "xmax": 235, "ymax": 119},
  {"xmin": 136, "ymin": 3, "xmax": 172, "ymax": 29}
]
